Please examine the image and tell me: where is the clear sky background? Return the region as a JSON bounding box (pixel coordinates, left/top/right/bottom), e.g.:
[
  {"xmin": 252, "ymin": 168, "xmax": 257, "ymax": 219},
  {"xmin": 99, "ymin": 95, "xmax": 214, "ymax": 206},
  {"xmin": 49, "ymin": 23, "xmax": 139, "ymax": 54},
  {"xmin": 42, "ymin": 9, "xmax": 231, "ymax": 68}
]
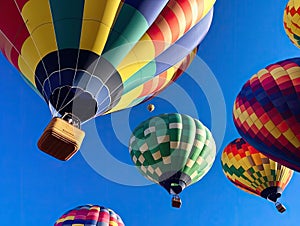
[{"xmin": 0, "ymin": 1, "xmax": 300, "ymax": 225}]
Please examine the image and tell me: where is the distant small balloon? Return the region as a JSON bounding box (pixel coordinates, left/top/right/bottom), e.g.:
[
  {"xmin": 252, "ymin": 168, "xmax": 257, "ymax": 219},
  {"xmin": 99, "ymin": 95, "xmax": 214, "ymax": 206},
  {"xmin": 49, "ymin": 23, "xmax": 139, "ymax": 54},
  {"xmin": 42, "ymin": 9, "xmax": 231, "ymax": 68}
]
[{"xmin": 147, "ymin": 104, "xmax": 155, "ymax": 112}]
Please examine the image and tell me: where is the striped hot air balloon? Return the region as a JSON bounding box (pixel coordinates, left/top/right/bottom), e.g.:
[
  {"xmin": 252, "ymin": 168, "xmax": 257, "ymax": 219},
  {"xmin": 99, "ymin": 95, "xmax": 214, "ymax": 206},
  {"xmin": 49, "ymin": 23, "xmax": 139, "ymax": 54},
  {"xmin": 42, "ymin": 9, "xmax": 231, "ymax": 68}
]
[
  {"xmin": 233, "ymin": 58, "xmax": 300, "ymax": 172},
  {"xmin": 54, "ymin": 204, "xmax": 124, "ymax": 226},
  {"xmin": 129, "ymin": 113, "xmax": 216, "ymax": 208},
  {"xmin": 221, "ymin": 138, "xmax": 293, "ymax": 213},
  {"xmin": 0, "ymin": 0, "xmax": 215, "ymax": 160}
]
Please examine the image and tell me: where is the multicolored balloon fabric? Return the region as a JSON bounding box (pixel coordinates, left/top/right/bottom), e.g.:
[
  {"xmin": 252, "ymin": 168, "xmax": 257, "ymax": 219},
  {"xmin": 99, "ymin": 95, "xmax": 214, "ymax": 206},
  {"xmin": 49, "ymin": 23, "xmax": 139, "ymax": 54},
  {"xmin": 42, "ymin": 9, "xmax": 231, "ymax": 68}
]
[
  {"xmin": 284, "ymin": 0, "xmax": 300, "ymax": 49},
  {"xmin": 54, "ymin": 204, "xmax": 124, "ymax": 226},
  {"xmin": 129, "ymin": 113, "xmax": 216, "ymax": 206},
  {"xmin": 233, "ymin": 58, "xmax": 300, "ymax": 172},
  {"xmin": 0, "ymin": 0, "xmax": 215, "ymax": 123},
  {"xmin": 221, "ymin": 138, "xmax": 293, "ymax": 212}
]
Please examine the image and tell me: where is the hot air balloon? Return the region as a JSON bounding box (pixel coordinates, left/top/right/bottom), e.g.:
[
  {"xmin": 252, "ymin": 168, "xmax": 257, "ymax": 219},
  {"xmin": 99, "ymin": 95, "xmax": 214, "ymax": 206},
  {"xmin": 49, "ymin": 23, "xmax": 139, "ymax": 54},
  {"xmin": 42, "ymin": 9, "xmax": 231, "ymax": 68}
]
[
  {"xmin": 129, "ymin": 113, "xmax": 216, "ymax": 208},
  {"xmin": 283, "ymin": 0, "xmax": 300, "ymax": 48},
  {"xmin": 54, "ymin": 204, "xmax": 124, "ymax": 226},
  {"xmin": 233, "ymin": 58, "xmax": 300, "ymax": 172},
  {"xmin": 221, "ymin": 138, "xmax": 293, "ymax": 213},
  {"xmin": 147, "ymin": 104, "xmax": 155, "ymax": 112},
  {"xmin": 0, "ymin": 0, "xmax": 215, "ymax": 161}
]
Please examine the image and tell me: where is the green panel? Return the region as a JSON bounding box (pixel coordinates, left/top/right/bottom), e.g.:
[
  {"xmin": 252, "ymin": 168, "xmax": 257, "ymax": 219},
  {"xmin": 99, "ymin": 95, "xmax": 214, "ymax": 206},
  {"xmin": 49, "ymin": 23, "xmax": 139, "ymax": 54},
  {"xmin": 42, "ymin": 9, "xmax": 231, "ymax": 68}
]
[
  {"xmin": 50, "ymin": 0, "xmax": 84, "ymax": 49},
  {"xmin": 103, "ymin": 4, "xmax": 149, "ymax": 67},
  {"xmin": 123, "ymin": 61, "xmax": 156, "ymax": 93}
]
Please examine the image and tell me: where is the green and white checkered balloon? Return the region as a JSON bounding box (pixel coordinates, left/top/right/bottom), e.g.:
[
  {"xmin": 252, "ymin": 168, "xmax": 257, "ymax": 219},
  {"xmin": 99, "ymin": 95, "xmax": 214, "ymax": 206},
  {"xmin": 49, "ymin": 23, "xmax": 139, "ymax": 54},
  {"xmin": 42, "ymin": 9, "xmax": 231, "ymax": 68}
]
[{"xmin": 129, "ymin": 113, "xmax": 216, "ymax": 195}]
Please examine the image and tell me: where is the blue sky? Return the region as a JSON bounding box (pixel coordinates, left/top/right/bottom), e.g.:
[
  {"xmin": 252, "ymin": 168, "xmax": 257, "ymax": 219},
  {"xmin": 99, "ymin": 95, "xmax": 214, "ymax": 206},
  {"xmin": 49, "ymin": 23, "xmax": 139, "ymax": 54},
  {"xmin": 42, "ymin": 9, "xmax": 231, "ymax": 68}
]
[{"xmin": 0, "ymin": 1, "xmax": 300, "ymax": 225}]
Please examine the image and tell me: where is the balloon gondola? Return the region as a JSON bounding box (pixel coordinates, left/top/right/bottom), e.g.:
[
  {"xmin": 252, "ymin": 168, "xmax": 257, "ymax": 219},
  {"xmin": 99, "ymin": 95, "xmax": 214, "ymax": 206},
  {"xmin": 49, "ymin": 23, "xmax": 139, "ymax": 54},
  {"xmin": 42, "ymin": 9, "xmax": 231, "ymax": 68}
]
[{"xmin": 0, "ymin": 0, "xmax": 216, "ymax": 160}]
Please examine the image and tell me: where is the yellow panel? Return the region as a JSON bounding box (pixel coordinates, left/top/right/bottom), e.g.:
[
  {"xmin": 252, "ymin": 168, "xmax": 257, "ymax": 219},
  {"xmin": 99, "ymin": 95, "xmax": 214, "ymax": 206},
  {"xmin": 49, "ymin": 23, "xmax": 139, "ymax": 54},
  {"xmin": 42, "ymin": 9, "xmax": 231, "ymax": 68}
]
[
  {"xmin": 233, "ymin": 107, "xmax": 241, "ymax": 119},
  {"xmin": 239, "ymin": 111, "xmax": 249, "ymax": 124},
  {"xmin": 256, "ymin": 69, "xmax": 268, "ymax": 79},
  {"xmin": 21, "ymin": 0, "xmax": 57, "ymax": 58},
  {"xmin": 269, "ymin": 127, "xmax": 281, "ymax": 139},
  {"xmin": 292, "ymin": 1, "xmax": 300, "ymax": 9},
  {"xmin": 245, "ymin": 117, "xmax": 254, "ymax": 127},
  {"xmin": 117, "ymin": 34, "xmax": 155, "ymax": 81},
  {"xmin": 202, "ymin": 0, "xmax": 216, "ymax": 19},
  {"xmin": 18, "ymin": 57, "xmax": 35, "ymax": 86},
  {"xmin": 105, "ymin": 86, "xmax": 143, "ymax": 114},
  {"xmin": 18, "ymin": 24, "xmax": 57, "ymax": 85},
  {"xmin": 21, "ymin": 0, "xmax": 52, "ymax": 32},
  {"xmin": 30, "ymin": 25, "xmax": 57, "ymax": 59},
  {"xmin": 18, "ymin": 37, "xmax": 40, "ymax": 85},
  {"xmin": 81, "ymin": 0, "xmax": 121, "ymax": 54},
  {"xmin": 55, "ymin": 215, "xmax": 75, "ymax": 223},
  {"xmin": 288, "ymin": 68, "xmax": 300, "ymax": 79},
  {"xmin": 264, "ymin": 120, "xmax": 276, "ymax": 132},
  {"xmin": 253, "ymin": 117, "xmax": 263, "ymax": 130},
  {"xmin": 80, "ymin": 21, "xmax": 110, "ymax": 54},
  {"xmin": 270, "ymin": 67, "xmax": 286, "ymax": 79},
  {"xmin": 252, "ymin": 153, "xmax": 263, "ymax": 165},
  {"xmin": 283, "ymin": 128, "xmax": 299, "ymax": 147},
  {"xmin": 109, "ymin": 221, "xmax": 118, "ymax": 226}
]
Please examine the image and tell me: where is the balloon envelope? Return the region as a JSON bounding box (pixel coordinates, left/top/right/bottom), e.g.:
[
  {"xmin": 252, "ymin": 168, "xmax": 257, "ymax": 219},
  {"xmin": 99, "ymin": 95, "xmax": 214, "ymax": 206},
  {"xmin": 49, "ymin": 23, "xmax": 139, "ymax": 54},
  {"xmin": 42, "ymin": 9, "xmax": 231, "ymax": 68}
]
[
  {"xmin": 284, "ymin": 0, "xmax": 300, "ymax": 49},
  {"xmin": 221, "ymin": 138, "xmax": 293, "ymax": 203},
  {"xmin": 233, "ymin": 58, "xmax": 300, "ymax": 171},
  {"xmin": 129, "ymin": 113, "xmax": 216, "ymax": 196},
  {"xmin": 0, "ymin": 0, "xmax": 215, "ymax": 123},
  {"xmin": 54, "ymin": 204, "xmax": 124, "ymax": 226}
]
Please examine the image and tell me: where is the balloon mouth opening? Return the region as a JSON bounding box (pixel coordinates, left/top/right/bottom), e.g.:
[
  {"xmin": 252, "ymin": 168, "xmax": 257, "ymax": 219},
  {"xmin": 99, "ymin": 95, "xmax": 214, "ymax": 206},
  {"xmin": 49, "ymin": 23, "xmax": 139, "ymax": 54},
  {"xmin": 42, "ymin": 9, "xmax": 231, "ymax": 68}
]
[
  {"xmin": 159, "ymin": 171, "xmax": 191, "ymax": 195},
  {"xmin": 267, "ymin": 193, "xmax": 281, "ymax": 203},
  {"xmin": 170, "ymin": 181, "xmax": 186, "ymax": 195},
  {"xmin": 261, "ymin": 186, "xmax": 283, "ymax": 202}
]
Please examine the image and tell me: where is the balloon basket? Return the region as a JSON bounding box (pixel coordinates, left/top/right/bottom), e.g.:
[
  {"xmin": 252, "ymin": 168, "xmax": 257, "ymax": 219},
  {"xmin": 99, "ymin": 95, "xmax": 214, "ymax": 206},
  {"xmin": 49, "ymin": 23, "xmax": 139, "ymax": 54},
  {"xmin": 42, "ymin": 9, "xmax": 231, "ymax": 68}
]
[
  {"xmin": 275, "ymin": 202, "xmax": 286, "ymax": 213},
  {"xmin": 172, "ymin": 195, "xmax": 182, "ymax": 208},
  {"xmin": 37, "ymin": 116, "xmax": 85, "ymax": 161}
]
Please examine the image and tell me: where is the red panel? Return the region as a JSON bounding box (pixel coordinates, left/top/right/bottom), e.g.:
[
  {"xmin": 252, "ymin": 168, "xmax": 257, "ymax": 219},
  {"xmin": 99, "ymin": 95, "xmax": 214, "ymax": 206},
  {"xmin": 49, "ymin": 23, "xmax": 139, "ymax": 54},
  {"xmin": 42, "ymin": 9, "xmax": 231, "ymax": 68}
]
[
  {"xmin": 177, "ymin": 0, "xmax": 193, "ymax": 33},
  {"xmin": 15, "ymin": 0, "xmax": 29, "ymax": 9},
  {"xmin": 0, "ymin": 0, "xmax": 30, "ymax": 68},
  {"xmin": 161, "ymin": 4, "xmax": 180, "ymax": 42}
]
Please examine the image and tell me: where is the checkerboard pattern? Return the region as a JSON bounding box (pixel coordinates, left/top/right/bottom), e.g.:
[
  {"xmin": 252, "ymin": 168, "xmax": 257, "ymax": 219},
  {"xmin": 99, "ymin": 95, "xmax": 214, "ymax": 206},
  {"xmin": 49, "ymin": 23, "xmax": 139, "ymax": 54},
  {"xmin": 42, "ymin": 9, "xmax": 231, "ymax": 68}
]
[
  {"xmin": 221, "ymin": 138, "xmax": 293, "ymax": 198},
  {"xmin": 233, "ymin": 58, "xmax": 300, "ymax": 172},
  {"xmin": 129, "ymin": 113, "xmax": 216, "ymax": 187},
  {"xmin": 284, "ymin": 0, "xmax": 300, "ymax": 48},
  {"xmin": 54, "ymin": 204, "xmax": 124, "ymax": 226}
]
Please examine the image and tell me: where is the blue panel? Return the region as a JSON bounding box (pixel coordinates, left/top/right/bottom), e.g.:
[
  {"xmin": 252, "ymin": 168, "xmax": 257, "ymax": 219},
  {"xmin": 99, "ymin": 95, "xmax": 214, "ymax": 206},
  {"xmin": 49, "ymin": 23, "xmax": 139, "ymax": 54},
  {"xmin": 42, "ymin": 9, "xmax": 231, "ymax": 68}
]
[
  {"xmin": 154, "ymin": 9, "xmax": 214, "ymax": 75},
  {"xmin": 124, "ymin": 0, "xmax": 168, "ymax": 24}
]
